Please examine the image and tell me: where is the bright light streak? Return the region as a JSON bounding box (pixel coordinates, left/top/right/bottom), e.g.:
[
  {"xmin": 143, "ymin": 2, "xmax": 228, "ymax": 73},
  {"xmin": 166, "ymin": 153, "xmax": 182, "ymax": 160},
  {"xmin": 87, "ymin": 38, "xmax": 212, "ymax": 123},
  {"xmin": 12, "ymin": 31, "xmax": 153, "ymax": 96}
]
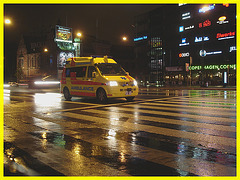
[
  {"xmin": 34, "ymin": 81, "xmax": 60, "ymax": 85},
  {"xmin": 4, "ymin": 84, "xmax": 10, "ymax": 88}
]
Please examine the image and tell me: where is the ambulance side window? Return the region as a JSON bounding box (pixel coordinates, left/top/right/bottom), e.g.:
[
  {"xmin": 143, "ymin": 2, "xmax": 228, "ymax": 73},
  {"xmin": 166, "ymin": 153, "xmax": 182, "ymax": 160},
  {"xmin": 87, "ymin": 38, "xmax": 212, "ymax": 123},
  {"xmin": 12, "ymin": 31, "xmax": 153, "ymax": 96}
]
[
  {"xmin": 76, "ymin": 66, "xmax": 87, "ymax": 77},
  {"xmin": 87, "ymin": 66, "xmax": 96, "ymax": 78},
  {"xmin": 66, "ymin": 68, "xmax": 71, "ymax": 77}
]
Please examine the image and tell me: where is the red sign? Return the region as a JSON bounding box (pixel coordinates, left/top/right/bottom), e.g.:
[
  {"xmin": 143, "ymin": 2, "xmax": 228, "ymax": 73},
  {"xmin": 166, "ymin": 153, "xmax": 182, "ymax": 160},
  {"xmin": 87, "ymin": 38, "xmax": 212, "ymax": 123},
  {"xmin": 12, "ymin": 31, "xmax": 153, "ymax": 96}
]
[
  {"xmin": 199, "ymin": 19, "xmax": 211, "ymax": 28},
  {"xmin": 216, "ymin": 32, "xmax": 235, "ymax": 38},
  {"xmin": 223, "ymin": 3, "xmax": 229, "ymax": 7}
]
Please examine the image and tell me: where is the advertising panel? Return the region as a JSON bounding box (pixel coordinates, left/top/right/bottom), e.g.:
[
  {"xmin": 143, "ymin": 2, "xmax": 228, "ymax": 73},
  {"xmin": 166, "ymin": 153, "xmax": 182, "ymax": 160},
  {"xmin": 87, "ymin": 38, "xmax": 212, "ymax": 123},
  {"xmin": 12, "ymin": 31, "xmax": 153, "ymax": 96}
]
[{"xmin": 55, "ymin": 25, "xmax": 73, "ymax": 43}]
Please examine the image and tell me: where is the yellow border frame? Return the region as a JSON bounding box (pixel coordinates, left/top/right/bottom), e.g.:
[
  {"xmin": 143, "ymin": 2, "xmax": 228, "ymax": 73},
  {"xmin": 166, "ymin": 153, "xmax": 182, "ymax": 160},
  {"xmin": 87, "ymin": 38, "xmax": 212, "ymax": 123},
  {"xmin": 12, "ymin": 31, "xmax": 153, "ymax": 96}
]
[{"xmin": 1, "ymin": 1, "xmax": 239, "ymax": 180}]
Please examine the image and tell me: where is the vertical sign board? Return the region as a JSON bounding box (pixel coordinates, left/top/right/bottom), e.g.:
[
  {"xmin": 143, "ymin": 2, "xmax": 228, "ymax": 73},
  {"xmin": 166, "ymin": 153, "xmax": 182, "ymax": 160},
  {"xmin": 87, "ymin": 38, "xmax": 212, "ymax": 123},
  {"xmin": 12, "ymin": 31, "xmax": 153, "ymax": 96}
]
[
  {"xmin": 55, "ymin": 25, "xmax": 73, "ymax": 43},
  {"xmin": 223, "ymin": 71, "xmax": 228, "ymax": 84}
]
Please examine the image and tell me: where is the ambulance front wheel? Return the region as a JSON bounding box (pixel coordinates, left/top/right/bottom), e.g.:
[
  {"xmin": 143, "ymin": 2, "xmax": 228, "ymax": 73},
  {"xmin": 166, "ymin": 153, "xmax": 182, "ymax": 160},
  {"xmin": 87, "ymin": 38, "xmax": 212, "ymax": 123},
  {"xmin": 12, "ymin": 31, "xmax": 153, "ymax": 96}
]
[
  {"xmin": 97, "ymin": 88, "xmax": 107, "ymax": 103},
  {"xmin": 63, "ymin": 87, "xmax": 72, "ymax": 101}
]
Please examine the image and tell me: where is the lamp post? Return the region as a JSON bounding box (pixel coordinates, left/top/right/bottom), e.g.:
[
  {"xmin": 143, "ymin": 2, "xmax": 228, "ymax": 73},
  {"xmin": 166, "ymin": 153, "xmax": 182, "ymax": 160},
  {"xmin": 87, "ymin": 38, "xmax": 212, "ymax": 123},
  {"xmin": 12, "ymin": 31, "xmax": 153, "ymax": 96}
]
[{"xmin": 74, "ymin": 32, "xmax": 82, "ymax": 57}]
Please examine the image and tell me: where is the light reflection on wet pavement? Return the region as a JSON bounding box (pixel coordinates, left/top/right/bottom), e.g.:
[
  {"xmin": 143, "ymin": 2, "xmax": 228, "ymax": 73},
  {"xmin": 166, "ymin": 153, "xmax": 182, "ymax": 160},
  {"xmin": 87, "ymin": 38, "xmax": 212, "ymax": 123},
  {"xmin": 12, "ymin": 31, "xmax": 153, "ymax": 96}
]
[{"xmin": 4, "ymin": 89, "xmax": 236, "ymax": 176}]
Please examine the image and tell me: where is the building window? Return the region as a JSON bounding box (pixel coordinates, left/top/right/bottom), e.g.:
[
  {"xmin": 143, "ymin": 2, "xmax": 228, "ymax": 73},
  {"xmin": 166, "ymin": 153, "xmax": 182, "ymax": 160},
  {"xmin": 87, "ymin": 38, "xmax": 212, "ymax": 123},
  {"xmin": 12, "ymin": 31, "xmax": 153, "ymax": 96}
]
[
  {"xmin": 31, "ymin": 57, "xmax": 36, "ymax": 68},
  {"xmin": 18, "ymin": 59, "xmax": 24, "ymax": 67}
]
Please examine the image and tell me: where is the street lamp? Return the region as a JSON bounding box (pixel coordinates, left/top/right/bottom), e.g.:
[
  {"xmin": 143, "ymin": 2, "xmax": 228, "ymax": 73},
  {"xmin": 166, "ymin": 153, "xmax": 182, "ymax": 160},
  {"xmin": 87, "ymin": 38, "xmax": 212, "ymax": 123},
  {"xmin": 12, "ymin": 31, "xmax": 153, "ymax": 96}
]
[
  {"xmin": 4, "ymin": 18, "xmax": 11, "ymax": 24},
  {"xmin": 77, "ymin": 32, "xmax": 82, "ymax": 37},
  {"xmin": 44, "ymin": 48, "xmax": 48, "ymax": 52},
  {"xmin": 122, "ymin": 36, "xmax": 127, "ymax": 41}
]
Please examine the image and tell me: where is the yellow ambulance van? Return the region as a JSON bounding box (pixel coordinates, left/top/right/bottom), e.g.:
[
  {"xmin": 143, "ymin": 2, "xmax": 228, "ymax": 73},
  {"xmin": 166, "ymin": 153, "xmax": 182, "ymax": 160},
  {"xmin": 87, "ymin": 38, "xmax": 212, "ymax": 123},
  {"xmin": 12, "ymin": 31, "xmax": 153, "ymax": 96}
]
[{"xmin": 60, "ymin": 56, "xmax": 138, "ymax": 102}]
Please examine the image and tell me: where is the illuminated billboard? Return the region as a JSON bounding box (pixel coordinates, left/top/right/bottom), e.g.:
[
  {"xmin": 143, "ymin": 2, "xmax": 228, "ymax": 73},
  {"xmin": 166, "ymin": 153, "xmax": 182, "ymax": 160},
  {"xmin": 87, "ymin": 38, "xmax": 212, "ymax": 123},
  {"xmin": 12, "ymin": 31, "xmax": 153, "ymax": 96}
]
[{"xmin": 55, "ymin": 25, "xmax": 73, "ymax": 43}]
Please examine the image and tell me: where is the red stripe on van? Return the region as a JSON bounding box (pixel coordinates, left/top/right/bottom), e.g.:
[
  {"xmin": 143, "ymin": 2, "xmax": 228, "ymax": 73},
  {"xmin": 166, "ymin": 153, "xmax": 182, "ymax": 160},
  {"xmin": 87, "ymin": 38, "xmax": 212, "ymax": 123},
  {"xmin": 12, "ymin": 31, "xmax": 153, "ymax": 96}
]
[
  {"xmin": 71, "ymin": 80, "xmax": 104, "ymax": 85},
  {"xmin": 71, "ymin": 91, "xmax": 95, "ymax": 97}
]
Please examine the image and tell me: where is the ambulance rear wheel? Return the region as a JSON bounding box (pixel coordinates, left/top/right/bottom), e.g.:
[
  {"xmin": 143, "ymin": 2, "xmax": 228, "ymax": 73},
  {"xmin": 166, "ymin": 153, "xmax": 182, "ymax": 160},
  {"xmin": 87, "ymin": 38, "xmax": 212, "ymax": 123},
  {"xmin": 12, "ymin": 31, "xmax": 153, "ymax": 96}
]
[
  {"xmin": 63, "ymin": 87, "xmax": 72, "ymax": 101},
  {"xmin": 97, "ymin": 88, "xmax": 107, "ymax": 103}
]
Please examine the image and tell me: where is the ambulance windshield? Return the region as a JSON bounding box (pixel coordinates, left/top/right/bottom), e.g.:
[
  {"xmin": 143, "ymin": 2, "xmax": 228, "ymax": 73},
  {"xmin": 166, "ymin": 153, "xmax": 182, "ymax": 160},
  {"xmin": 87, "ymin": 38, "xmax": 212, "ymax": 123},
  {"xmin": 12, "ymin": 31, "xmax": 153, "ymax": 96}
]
[{"xmin": 96, "ymin": 63, "xmax": 126, "ymax": 76}]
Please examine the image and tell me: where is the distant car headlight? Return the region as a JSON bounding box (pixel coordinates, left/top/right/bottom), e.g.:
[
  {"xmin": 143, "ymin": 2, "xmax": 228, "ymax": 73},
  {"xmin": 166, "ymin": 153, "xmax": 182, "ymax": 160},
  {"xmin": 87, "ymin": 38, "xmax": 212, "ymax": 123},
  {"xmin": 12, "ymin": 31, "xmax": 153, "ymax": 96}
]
[
  {"xmin": 133, "ymin": 80, "xmax": 138, "ymax": 86},
  {"xmin": 34, "ymin": 81, "xmax": 60, "ymax": 85},
  {"xmin": 108, "ymin": 81, "xmax": 118, "ymax": 86}
]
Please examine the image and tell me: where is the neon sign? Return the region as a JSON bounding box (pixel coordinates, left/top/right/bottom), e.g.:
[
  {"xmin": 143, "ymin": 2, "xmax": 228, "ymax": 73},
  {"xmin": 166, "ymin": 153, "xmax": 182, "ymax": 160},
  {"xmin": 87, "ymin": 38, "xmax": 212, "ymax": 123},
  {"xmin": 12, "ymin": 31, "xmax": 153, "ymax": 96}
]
[
  {"xmin": 223, "ymin": 3, "xmax": 229, "ymax": 7},
  {"xmin": 134, "ymin": 36, "xmax": 147, "ymax": 42},
  {"xmin": 229, "ymin": 46, "xmax": 236, "ymax": 52},
  {"xmin": 199, "ymin": 50, "xmax": 222, "ymax": 57},
  {"xmin": 195, "ymin": 36, "xmax": 209, "ymax": 42},
  {"xmin": 185, "ymin": 25, "xmax": 194, "ymax": 30},
  {"xmin": 216, "ymin": 32, "xmax": 235, "ymax": 40},
  {"xmin": 217, "ymin": 16, "xmax": 229, "ymax": 24},
  {"xmin": 189, "ymin": 64, "xmax": 236, "ymax": 71},
  {"xmin": 199, "ymin": 19, "xmax": 211, "ymax": 28},
  {"xmin": 179, "ymin": 38, "xmax": 189, "ymax": 46},
  {"xmin": 179, "ymin": 25, "xmax": 194, "ymax": 32},
  {"xmin": 182, "ymin": 12, "xmax": 190, "ymax": 20},
  {"xmin": 55, "ymin": 25, "xmax": 72, "ymax": 43},
  {"xmin": 179, "ymin": 52, "xmax": 190, "ymax": 57},
  {"xmin": 179, "ymin": 26, "xmax": 184, "ymax": 32},
  {"xmin": 199, "ymin": 4, "xmax": 215, "ymax": 13}
]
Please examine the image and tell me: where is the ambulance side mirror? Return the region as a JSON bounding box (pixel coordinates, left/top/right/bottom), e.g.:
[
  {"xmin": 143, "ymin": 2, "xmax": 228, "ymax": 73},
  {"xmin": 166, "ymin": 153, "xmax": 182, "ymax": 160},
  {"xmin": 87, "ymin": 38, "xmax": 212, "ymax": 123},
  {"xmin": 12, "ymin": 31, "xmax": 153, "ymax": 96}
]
[{"xmin": 92, "ymin": 72, "xmax": 96, "ymax": 78}]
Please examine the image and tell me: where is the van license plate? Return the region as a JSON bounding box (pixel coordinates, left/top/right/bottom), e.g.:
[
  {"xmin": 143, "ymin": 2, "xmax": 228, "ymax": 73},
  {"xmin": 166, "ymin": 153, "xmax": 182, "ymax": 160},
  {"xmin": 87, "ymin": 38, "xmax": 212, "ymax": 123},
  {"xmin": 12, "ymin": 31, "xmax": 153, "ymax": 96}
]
[{"xmin": 126, "ymin": 91, "xmax": 132, "ymax": 95}]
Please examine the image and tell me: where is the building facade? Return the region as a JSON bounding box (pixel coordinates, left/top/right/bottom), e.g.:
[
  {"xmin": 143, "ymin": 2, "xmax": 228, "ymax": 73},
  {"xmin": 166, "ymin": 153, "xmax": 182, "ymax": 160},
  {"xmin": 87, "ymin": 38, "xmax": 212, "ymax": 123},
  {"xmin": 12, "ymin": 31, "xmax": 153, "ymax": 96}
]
[
  {"xmin": 134, "ymin": 5, "xmax": 179, "ymax": 86},
  {"xmin": 172, "ymin": 3, "xmax": 236, "ymax": 86},
  {"xmin": 134, "ymin": 4, "xmax": 236, "ymax": 86}
]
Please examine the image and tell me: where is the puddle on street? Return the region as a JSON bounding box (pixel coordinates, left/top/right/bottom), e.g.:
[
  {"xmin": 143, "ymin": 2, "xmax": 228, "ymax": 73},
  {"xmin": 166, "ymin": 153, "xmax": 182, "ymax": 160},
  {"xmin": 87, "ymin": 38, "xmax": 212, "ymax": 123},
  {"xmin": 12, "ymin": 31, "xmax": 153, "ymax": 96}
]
[{"xmin": 4, "ymin": 141, "xmax": 64, "ymax": 176}]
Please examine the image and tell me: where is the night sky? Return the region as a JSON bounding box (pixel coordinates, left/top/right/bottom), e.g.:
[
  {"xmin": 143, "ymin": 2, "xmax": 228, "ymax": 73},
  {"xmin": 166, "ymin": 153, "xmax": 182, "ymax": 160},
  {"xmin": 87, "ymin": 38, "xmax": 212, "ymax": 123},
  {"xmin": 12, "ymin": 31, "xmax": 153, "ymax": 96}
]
[{"xmin": 4, "ymin": 4, "xmax": 162, "ymax": 46}]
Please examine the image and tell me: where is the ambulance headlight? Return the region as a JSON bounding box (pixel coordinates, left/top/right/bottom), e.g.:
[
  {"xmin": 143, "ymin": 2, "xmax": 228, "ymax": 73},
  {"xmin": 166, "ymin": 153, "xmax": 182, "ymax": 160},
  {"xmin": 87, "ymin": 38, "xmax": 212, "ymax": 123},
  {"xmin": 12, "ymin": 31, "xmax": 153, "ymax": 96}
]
[
  {"xmin": 133, "ymin": 80, "xmax": 138, "ymax": 86},
  {"xmin": 108, "ymin": 81, "xmax": 118, "ymax": 86}
]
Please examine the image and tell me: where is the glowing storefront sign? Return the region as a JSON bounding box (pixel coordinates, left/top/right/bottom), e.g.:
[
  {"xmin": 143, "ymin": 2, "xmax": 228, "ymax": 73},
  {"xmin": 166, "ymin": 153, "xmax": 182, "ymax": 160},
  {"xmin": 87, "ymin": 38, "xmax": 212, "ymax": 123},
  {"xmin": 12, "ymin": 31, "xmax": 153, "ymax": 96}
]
[
  {"xmin": 217, "ymin": 16, "xmax": 229, "ymax": 24},
  {"xmin": 179, "ymin": 52, "xmax": 190, "ymax": 57},
  {"xmin": 134, "ymin": 36, "xmax": 147, "ymax": 42},
  {"xmin": 216, "ymin": 31, "xmax": 235, "ymax": 40},
  {"xmin": 179, "ymin": 3, "xmax": 187, "ymax": 6},
  {"xmin": 199, "ymin": 50, "xmax": 222, "ymax": 57},
  {"xmin": 229, "ymin": 46, "xmax": 236, "ymax": 52},
  {"xmin": 199, "ymin": 4, "xmax": 215, "ymax": 13},
  {"xmin": 55, "ymin": 25, "xmax": 72, "ymax": 43},
  {"xmin": 199, "ymin": 19, "xmax": 211, "ymax": 28},
  {"xmin": 179, "ymin": 26, "xmax": 184, "ymax": 32},
  {"xmin": 223, "ymin": 3, "xmax": 229, "ymax": 7},
  {"xmin": 223, "ymin": 72, "xmax": 227, "ymax": 84},
  {"xmin": 179, "ymin": 38, "xmax": 189, "ymax": 46},
  {"xmin": 182, "ymin": 12, "xmax": 191, "ymax": 20},
  {"xmin": 179, "ymin": 25, "xmax": 194, "ymax": 32},
  {"xmin": 185, "ymin": 25, "xmax": 194, "ymax": 30},
  {"xmin": 189, "ymin": 64, "xmax": 236, "ymax": 71},
  {"xmin": 195, "ymin": 36, "xmax": 209, "ymax": 42}
]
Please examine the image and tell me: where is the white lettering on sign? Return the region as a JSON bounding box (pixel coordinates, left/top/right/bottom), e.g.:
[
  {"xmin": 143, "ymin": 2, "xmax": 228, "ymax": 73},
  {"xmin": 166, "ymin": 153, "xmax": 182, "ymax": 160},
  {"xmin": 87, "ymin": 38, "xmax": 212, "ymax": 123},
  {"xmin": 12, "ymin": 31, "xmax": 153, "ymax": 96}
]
[
  {"xmin": 179, "ymin": 52, "xmax": 190, "ymax": 57},
  {"xmin": 185, "ymin": 25, "xmax": 194, "ymax": 30},
  {"xmin": 195, "ymin": 36, "xmax": 209, "ymax": 42},
  {"xmin": 229, "ymin": 46, "xmax": 236, "ymax": 52}
]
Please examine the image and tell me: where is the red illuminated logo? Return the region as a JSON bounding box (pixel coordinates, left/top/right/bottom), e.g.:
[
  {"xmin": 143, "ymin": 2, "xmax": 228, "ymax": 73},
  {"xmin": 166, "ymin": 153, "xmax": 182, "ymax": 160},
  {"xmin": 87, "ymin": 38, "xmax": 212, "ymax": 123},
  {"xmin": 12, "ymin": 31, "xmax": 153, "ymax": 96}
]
[
  {"xmin": 216, "ymin": 32, "xmax": 235, "ymax": 38},
  {"xmin": 223, "ymin": 3, "xmax": 229, "ymax": 7},
  {"xmin": 199, "ymin": 19, "xmax": 211, "ymax": 28}
]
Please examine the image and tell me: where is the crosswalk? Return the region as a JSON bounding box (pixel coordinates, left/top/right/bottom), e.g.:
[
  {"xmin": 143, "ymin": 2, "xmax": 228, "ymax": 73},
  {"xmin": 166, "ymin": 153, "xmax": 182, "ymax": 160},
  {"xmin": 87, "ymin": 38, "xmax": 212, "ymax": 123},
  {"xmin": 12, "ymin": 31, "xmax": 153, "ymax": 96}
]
[{"xmin": 4, "ymin": 90, "xmax": 236, "ymax": 176}]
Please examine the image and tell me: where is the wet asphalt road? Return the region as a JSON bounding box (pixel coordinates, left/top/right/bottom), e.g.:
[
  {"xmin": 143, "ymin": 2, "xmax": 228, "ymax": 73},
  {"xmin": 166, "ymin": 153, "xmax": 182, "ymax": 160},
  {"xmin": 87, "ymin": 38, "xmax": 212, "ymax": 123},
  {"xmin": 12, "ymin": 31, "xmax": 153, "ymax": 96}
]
[{"xmin": 3, "ymin": 86, "xmax": 236, "ymax": 176}]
